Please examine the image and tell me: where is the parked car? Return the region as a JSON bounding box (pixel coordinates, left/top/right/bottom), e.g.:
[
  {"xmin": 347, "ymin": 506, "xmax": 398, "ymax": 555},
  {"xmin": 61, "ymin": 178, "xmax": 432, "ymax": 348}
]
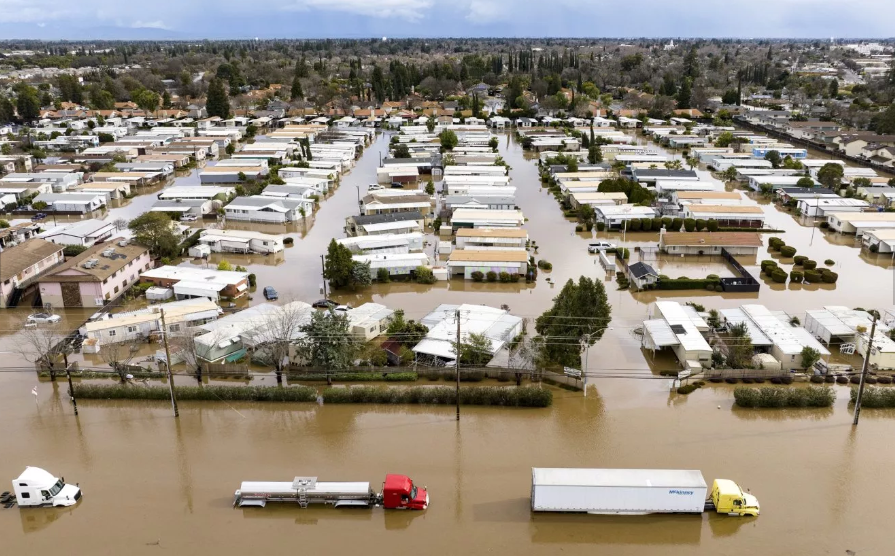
[
  {"xmin": 368, "ymin": 183, "xmax": 384, "ymax": 191},
  {"xmin": 333, "ymin": 304, "xmax": 353, "ymax": 313},
  {"xmin": 31, "ymin": 213, "xmax": 47, "ymax": 221},
  {"xmin": 27, "ymin": 313, "xmax": 61, "ymax": 324},
  {"xmin": 390, "ymin": 181, "xmax": 404, "ymax": 188},
  {"xmin": 263, "ymin": 286, "xmax": 278, "ymax": 300},
  {"xmin": 180, "ymin": 214, "xmax": 199, "ymax": 222},
  {"xmin": 312, "ymin": 299, "xmax": 338, "ymax": 309},
  {"xmin": 588, "ymin": 241, "xmax": 617, "ymax": 253}
]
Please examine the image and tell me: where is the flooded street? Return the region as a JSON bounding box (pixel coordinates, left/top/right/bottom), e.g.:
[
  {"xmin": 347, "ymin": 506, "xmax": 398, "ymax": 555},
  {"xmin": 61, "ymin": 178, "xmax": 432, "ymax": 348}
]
[
  {"xmin": 2, "ymin": 369, "xmax": 894, "ymax": 556},
  {"xmin": 4, "ymin": 128, "xmax": 895, "ymax": 554}
]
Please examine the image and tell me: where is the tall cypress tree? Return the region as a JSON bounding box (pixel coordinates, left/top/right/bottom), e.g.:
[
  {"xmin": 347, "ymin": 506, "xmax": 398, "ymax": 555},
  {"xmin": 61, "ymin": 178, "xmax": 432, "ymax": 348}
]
[{"xmin": 206, "ymin": 78, "xmax": 230, "ymax": 119}]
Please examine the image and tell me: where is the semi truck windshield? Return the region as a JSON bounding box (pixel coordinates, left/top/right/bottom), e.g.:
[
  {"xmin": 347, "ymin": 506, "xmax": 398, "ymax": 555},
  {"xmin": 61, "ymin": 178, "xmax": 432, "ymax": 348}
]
[
  {"xmin": 410, "ymin": 486, "xmax": 417, "ymax": 499},
  {"xmin": 48, "ymin": 480, "xmax": 64, "ymax": 497}
]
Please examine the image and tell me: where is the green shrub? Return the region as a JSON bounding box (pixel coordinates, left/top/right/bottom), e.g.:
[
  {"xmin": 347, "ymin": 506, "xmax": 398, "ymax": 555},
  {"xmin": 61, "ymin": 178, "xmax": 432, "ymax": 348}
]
[
  {"xmin": 63, "ymin": 244, "xmax": 88, "ymax": 257},
  {"xmin": 72, "ymin": 384, "xmax": 318, "ymax": 402},
  {"xmin": 596, "ymin": 222, "xmax": 605, "ymax": 231},
  {"xmin": 793, "ymin": 255, "xmax": 807, "ymax": 265},
  {"xmin": 575, "ymin": 224, "xmax": 583, "ymax": 232},
  {"xmin": 683, "ymin": 218, "xmax": 696, "ymax": 232},
  {"xmin": 677, "ymin": 384, "xmax": 698, "ymax": 395},
  {"xmin": 706, "ymin": 219, "xmax": 719, "ymax": 232},
  {"xmin": 652, "ymin": 217, "xmax": 663, "ymax": 230},
  {"xmin": 471, "ymin": 271, "xmax": 484, "ymax": 282},
  {"xmin": 804, "ymin": 269, "xmax": 822, "ymax": 282},
  {"xmin": 641, "ymin": 218, "xmax": 652, "ymax": 232},
  {"xmin": 656, "ymin": 278, "xmax": 715, "ymax": 290},
  {"xmin": 498, "ymin": 271, "xmax": 512, "ymax": 283},
  {"xmin": 771, "ymin": 268, "xmax": 788, "ymax": 283},
  {"xmin": 821, "ymin": 270, "xmax": 838, "ymax": 283},
  {"xmin": 819, "ymin": 222, "xmax": 829, "ymax": 229},
  {"xmin": 779, "ymin": 246, "xmax": 797, "ymax": 258},
  {"xmin": 415, "ymin": 266, "xmax": 437, "ymax": 284},
  {"xmin": 321, "ymin": 385, "xmax": 552, "ymax": 407},
  {"xmin": 486, "ymin": 271, "xmax": 497, "ymax": 282},
  {"xmin": 671, "ymin": 218, "xmax": 683, "ymax": 231},
  {"xmin": 695, "ymin": 218, "xmax": 707, "ymax": 231},
  {"xmin": 824, "ymin": 259, "xmax": 835, "ymax": 266},
  {"xmin": 284, "ymin": 237, "xmax": 294, "ymax": 245},
  {"xmin": 790, "ymin": 270, "xmax": 803, "ymax": 283},
  {"xmin": 849, "ymin": 386, "xmax": 895, "ymax": 408},
  {"xmin": 629, "ymin": 219, "xmax": 641, "ymax": 231},
  {"xmin": 768, "ymin": 237, "xmax": 785, "ymax": 250},
  {"xmin": 662, "ymin": 217, "xmax": 673, "ymax": 227},
  {"xmin": 616, "ymin": 248, "xmax": 630, "ymax": 260},
  {"xmin": 734, "ymin": 386, "xmax": 835, "ymax": 408},
  {"xmin": 537, "ymin": 259, "xmax": 552, "ymax": 270},
  {"xmin": 802, "ymin": 259, "xmax": 817, "ymax": 270},
  {"xmin": 377, "ymin": 268, "xmax": 390, "ymax": 282}
]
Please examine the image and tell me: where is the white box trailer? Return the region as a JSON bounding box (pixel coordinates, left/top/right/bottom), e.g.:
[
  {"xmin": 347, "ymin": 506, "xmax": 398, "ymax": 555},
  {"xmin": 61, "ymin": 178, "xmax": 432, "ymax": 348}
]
[{"xmin": 531, "ymin": 468, "xmax": 708, "ymax": 514}]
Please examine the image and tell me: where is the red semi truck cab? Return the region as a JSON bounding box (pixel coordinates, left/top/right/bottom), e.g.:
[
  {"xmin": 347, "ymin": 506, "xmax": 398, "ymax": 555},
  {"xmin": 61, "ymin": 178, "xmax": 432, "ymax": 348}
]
[{"xmin": 381, "ymin": 474, "xmax": 429, "ymax": 510}]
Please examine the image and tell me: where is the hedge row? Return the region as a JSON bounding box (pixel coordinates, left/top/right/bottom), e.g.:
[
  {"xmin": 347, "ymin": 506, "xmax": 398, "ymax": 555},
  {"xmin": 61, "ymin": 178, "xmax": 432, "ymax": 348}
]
[
  {"xmin": 733, "ymin": 386, "xmax": 835, "ymax": 408},
  {"xmin": 72, "ymin": 384, "xmax": 318, "ymax": 402},
  {"xmin": 287, "ymin": 372, "xmax": 418, "ymax": 382},
  {"xmin": 655, "ymin": 278, "xmax": 718, "ymax": 290},
  {"xmin": 849, "ymin": 386, "xmax": 895, "ymax": 408},
  {"xmin": 321, "ymin": 385, "xmax": 552, "ymax": 407}
]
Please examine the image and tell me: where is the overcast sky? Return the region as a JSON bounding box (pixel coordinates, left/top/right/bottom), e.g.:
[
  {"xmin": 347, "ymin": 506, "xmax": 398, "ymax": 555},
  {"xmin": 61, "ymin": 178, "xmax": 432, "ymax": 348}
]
[{"xmin": 0, "ymin": 0, "xmax": 893, "ymax": 40}]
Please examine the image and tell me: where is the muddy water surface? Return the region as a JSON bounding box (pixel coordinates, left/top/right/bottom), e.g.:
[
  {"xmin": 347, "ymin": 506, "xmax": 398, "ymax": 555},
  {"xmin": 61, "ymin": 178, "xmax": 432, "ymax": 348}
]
[{"xmin": 0, "ymin": 371, "xmax": 892, "ymax": 556}]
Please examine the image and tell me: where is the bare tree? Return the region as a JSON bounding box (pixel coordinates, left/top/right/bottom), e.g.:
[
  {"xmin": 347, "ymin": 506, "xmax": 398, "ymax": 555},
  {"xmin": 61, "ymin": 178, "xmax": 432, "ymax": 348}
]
[
  {"xmin": 171, "ymin": 327, "xmax": 229, "ymax": 384},
  {"xmin": 99, "ymin": 337, "xmax": 141, "ymax": 382},
  {"xmin": 18, "ymin": 324, "xmax": 69, "ymax": 381},
  {"xmin": 248, "ymin": 301, "xmax": 312, "ymax": 383},
  {"xmin": 113, "ymin": 218, "xmax": 128, "ymax": 231}
]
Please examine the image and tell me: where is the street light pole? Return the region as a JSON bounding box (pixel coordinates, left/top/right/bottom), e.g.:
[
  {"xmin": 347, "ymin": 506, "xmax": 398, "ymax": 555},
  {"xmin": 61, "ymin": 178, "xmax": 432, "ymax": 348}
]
[
  {"xmin": 160, "ymin": 309, "xmax": 179, "ymax": 418},
  {"xmin": 455, "ymin": 309, "xmax": 461, "ymax": 421},
  {"xmin": 853, "ymin": 315, "xmax": 877, "ymax": 426},
  {"xmin": 320, "ymin": 254, "xmax": 328, "ymax": 299}
]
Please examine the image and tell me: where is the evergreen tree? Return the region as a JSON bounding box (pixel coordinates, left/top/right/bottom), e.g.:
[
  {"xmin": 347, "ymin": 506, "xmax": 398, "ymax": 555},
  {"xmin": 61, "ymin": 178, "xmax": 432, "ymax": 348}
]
[
  {"xmin": 290, "ymin": 76, "xmax": 304, "ymax": 100},
  {"xmin": 206, "ymin": 78, "xmax": 231, "ymax": 119},
  {"xmin": 677, "ymin": 78, "xmax": 692, "ymax": 109},
  {"xmin": 15, "ymin": 86, "xmax": 40, "ymax": 121},
  {"xmin": 162, "ymin": 90, "xmax": 172, "ymax": 108},
  {"xmin": 535, "ymin": 277, "xmax": 612, "ymax": 368}
]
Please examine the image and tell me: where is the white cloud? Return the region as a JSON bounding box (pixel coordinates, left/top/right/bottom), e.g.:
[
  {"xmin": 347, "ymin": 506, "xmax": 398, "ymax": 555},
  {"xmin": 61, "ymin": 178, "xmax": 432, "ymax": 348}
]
[
  {"xmin": 291, "ymin": 0, "xmax": 435, "ymax": 22},
  {"xmin": 463, "ymin": 1, "xmax": 507, "ymax": 23},
  {"xmin": 131, "ymin": 20, "xmax": 172, "ymax": 30}
]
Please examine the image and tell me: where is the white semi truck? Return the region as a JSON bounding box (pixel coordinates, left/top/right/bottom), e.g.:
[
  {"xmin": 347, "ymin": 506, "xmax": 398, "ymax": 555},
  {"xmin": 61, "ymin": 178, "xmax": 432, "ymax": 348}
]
[
  {"xmin": 8, "ymin": 467, "xmax": 82, "ymax": 508},
  {"xmin": 531, "ymin": 468, "xmax": 759, "ymax": 517}
]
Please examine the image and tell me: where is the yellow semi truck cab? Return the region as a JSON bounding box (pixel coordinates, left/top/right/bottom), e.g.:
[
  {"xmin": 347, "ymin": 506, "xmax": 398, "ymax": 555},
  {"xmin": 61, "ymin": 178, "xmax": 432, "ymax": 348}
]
[{"xmin": 710, "ymin": 479, "xmax": 760, "ymax": 516}]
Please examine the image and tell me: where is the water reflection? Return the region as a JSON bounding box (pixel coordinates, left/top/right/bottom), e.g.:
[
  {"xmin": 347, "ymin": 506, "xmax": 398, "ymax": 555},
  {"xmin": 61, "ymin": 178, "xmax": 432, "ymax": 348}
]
[{"xmin": 529, "ymin": 513, "xmax": 702, "ymax": 545}]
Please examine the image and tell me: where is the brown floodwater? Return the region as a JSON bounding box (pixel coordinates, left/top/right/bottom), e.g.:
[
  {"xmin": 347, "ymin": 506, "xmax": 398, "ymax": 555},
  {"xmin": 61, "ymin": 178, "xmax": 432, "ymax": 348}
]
[{"xmin": 2, "ymin": 369, "xmax": 895, "ymax": 556}]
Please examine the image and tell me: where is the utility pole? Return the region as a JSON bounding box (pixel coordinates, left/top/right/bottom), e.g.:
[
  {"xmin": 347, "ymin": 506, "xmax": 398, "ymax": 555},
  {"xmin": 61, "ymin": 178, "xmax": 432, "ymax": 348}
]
[
  {"xmin": 455, "ymin": 309, "xmax": 461, "ymax": 421},
  {"xmin": 63, "ymin": 351, "xmax": 77, "ymax": 416},
  {"xmin": 320, "ymin": 254, "xmax": 328, "ymax": 299},
  {"xmin": 853, "ymin": 315, "xmax": 877, "ymax": 426},
  {"xmin": 160, "ymin": 309, "xmax": 179, "ymax": 418}
]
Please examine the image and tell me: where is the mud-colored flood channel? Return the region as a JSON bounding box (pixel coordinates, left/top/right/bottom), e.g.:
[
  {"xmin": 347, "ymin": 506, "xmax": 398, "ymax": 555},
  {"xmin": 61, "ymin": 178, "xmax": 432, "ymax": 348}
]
[{"xmin": 1, "ymin": 369, "xmax": 893, "ymax": 555}]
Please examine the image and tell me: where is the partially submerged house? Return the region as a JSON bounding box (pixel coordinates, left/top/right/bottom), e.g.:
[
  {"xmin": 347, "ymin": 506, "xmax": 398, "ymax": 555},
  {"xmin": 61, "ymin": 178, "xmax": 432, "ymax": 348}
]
[
  {"xmin": 39, "ymin": 219, "xmax": 117, "ymax": 247},
  {"xmin": 412, "ymin": 303, "xmax": 523, "ymax": 365},
  {"xmin": 641, "ymin": 301, "xmax": 712, "ymax": 371},
  {"xmin": 38, "ymin": 243, "xmax": 151, "ymax": 308},
  {"xmin": 195, "ymin": 229, "xmax": 284, "ymax": 255},
  {"xmin": 658, "ymin": 231, "xmax": 763, "ymax": 256},
  {"xmin": 446, "ymin": 250, "xmax": 528, "ymax": 279},
  {"xmin": 140, "ymin": 266, "xmax": 250, "ymax": 300},
  {"xmin": 0, "ymin": 239, "xmax": 65, "ymax": 308}
]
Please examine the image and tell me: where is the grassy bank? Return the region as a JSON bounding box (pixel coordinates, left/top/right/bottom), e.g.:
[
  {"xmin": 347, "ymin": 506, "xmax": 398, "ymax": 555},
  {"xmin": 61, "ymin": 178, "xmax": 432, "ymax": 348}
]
[
  {"xmin": 734, "ymin": 386, "xmax": 835, "ymax": 408},
  {"xmin": 72, "ymin": 384, "xmax": 317, "ymax": 402},
  {"xmin": 850, "ymin": 386, "xmax": 895, "ymax": 408},
  {"xmin": 287, "ymin": 372, "xmax": 417, "ymax": 382},
  {"xmin": 321, "ymin": 385, "xmax": 552, "ymax": 407}
]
